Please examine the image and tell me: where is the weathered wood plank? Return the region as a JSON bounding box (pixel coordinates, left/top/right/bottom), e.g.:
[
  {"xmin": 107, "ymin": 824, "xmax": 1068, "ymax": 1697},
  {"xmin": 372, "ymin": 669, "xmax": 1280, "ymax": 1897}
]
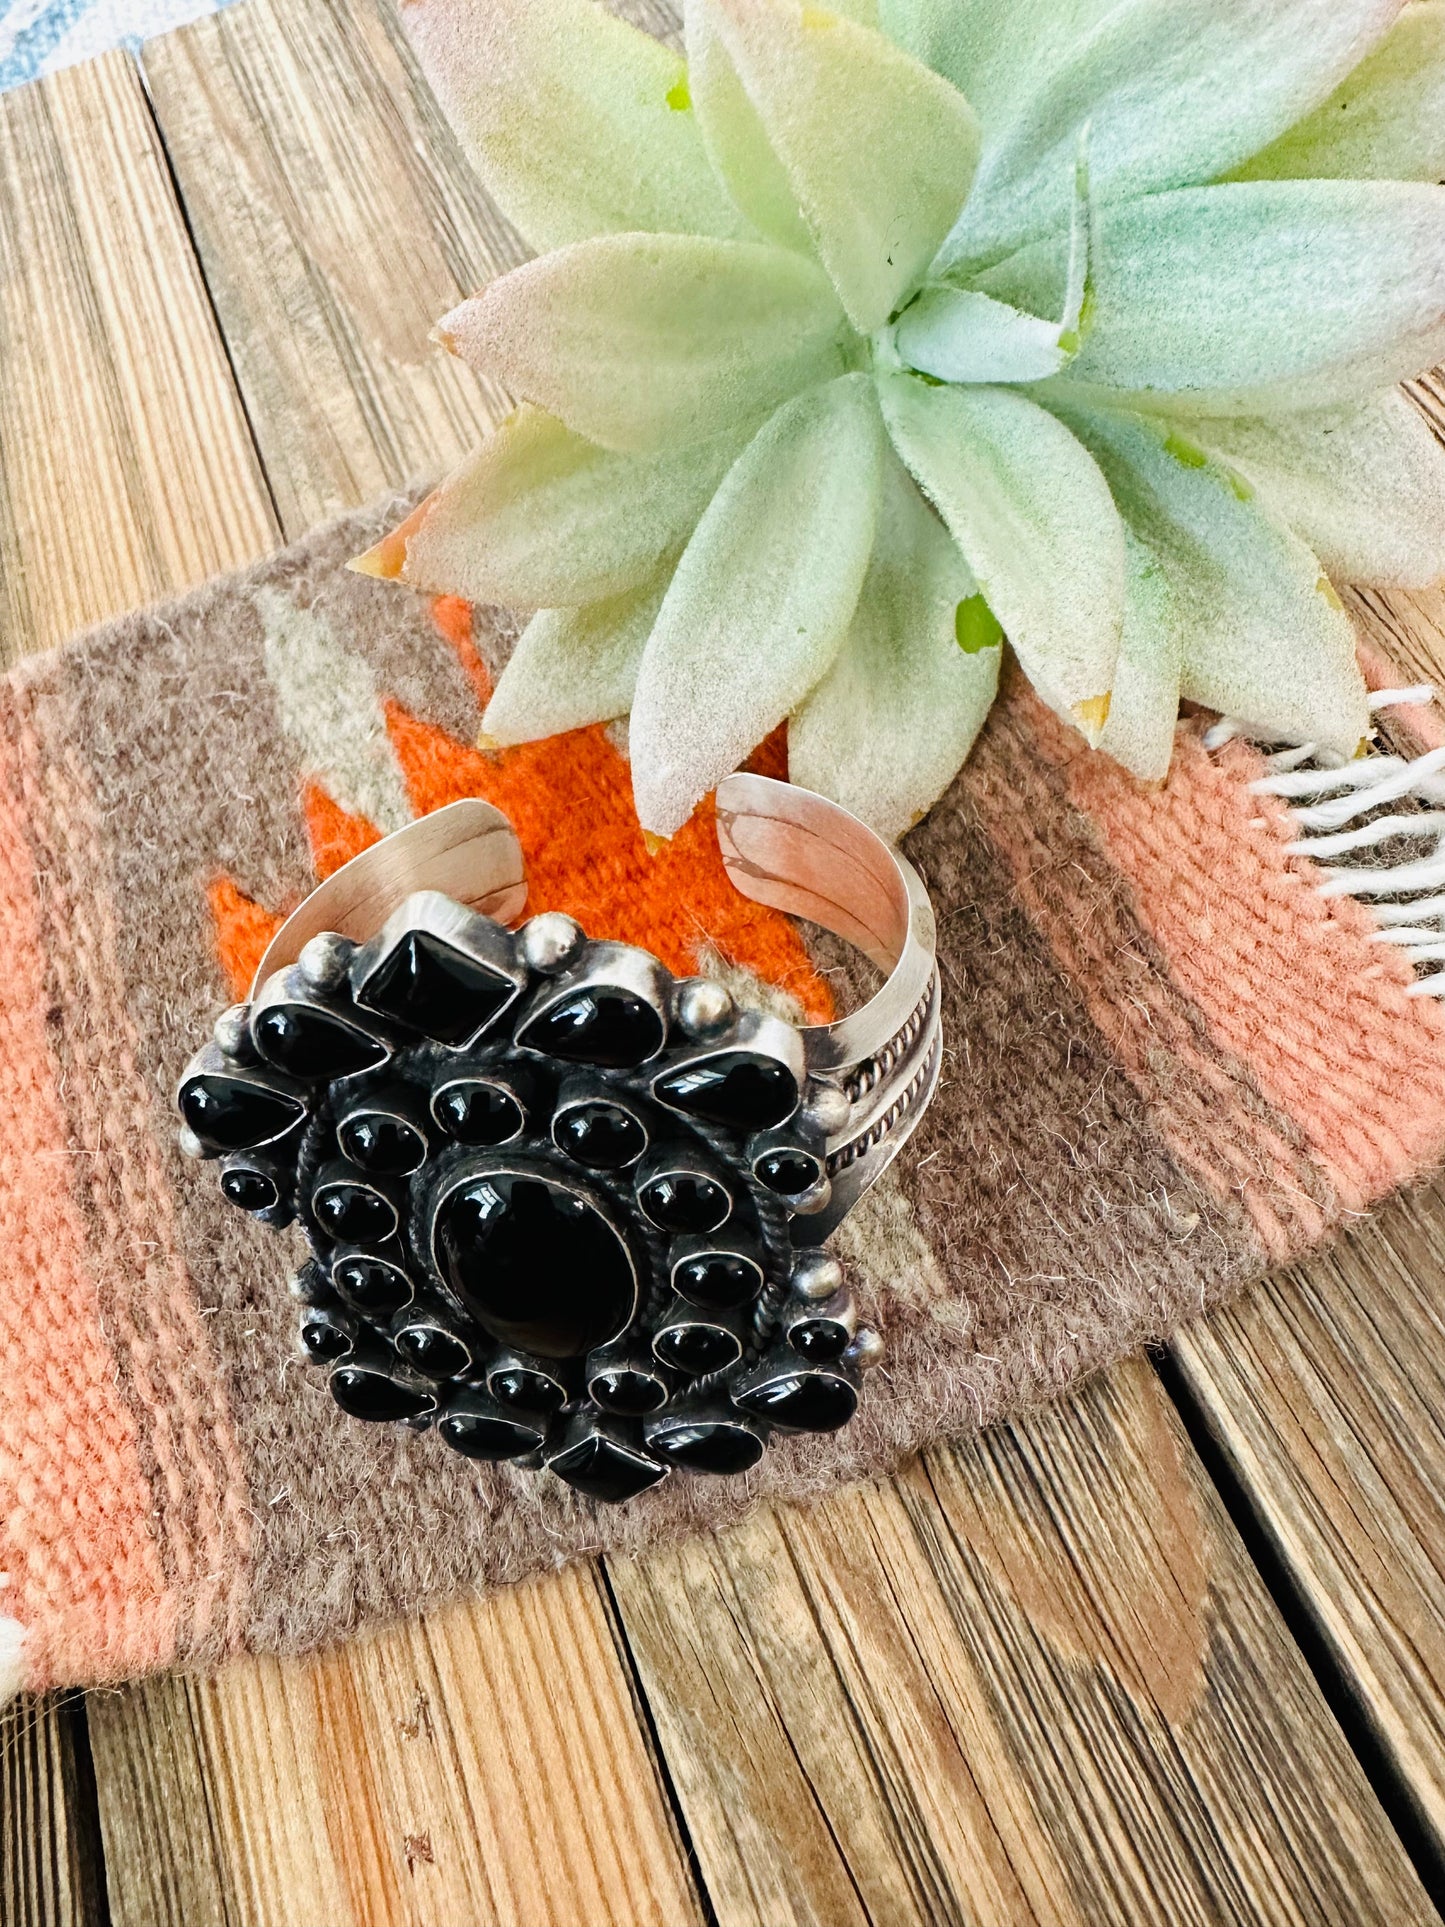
[
  {"xmin": 0, "ymin": 28, "xmax": 700, "ymax": 1927},
  {"xmin": 0, "ymin": 1693, "xmax": 105, "ymax": 1927},
  {"xmin": 1172, "ymin": 1160, "xmax": 1445, "ymax": 1865},
  {"xmin": 141, "ymin": 0, "xmax": 517, "ymax": 535},
  {"xmin": 0, "ymin": 50, "xmax": 275, "ymax": 661},
  {"xmin": 615, "ymin": 1356, "xmax": 1434, "ymax": 1926}
]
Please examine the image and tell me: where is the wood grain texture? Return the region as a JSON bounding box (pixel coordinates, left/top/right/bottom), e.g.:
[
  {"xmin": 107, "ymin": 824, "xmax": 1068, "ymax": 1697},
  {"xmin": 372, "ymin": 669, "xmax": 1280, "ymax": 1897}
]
[
  {"xmin": 140, "ymin": 0, "xmax": 518, "ymax": 536},
  {"xmin": 0, "ymin": 26, "xmax": 699, "ymax": 1926},
  {"xmin": 615, "ymin": 1355, "xmax": 1432, "ymax": 1926},
  {"xmin": 0, "ymin": 51, "xmax": 275, "ymax": 661},
  {"xmin": 1173, "ymin": 1172, "xmax": 1445, "ymax": 1862},
  {"xmin": 87, "ymin": 1567, "xmax": 702, "ymax": 1927},
  {"xmin": 0, "ymin": 1695, "xmax": 105, "ymax": 1927}
]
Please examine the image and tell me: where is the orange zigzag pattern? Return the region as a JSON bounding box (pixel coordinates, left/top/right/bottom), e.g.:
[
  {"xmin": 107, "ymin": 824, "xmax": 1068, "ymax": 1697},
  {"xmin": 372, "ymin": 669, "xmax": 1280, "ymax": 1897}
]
[{"xmin": 209, "ymin": 601, "xmax": 834, "ymax": 1022}]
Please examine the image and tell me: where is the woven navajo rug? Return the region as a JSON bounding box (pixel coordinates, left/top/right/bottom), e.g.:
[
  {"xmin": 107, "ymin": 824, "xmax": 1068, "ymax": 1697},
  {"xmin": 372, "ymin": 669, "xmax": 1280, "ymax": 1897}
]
[{"xmin": 3, "ymin": 489, "xmax": 1444, "ymax": 1695}]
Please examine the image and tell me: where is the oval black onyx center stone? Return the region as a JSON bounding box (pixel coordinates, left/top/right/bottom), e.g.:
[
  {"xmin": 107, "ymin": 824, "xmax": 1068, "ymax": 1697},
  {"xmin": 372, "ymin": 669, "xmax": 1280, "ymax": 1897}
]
[
  {"xmin": 654, "ymin": 1052, "xmax": 798, "ymax": 1129},
  {"xmin": 433, "ymin": 1171, "xmax": 634, "ymax": 1360},
  {"xmin": 521, "ymin": 988, "xmax": 663, "ymax": 1068}
]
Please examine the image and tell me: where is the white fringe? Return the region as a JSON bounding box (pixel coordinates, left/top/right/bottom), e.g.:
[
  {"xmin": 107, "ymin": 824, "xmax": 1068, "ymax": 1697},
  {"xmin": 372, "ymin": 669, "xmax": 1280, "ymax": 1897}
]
[{"xmin": 1232, "ymin": 683, "xmax": 1445, "ymax": 996}]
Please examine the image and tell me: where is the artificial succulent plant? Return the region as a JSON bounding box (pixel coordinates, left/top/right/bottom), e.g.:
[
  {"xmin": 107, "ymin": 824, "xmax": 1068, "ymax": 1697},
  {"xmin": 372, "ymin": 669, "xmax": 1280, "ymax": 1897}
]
[{"xmin": 357, "ymin": 0, "xmax": 1445, "ymax": 840}]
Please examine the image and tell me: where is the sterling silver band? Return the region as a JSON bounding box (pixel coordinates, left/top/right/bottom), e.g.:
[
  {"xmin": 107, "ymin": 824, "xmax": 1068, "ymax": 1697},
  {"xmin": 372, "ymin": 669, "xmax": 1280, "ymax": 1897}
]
[{"xmin": 253, "ymin": 773, "xmax": 940, "ymax": 1242}]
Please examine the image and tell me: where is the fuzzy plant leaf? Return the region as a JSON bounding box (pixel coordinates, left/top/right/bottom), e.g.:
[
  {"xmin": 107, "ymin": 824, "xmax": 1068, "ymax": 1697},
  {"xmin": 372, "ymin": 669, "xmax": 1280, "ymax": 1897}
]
[
  {"xmin": 938, "ymin": 0, "xmax": 1401, "ymax": 270},
  {"xmin": 483, "ymin": 570, "xmax": 672, "ymax": 744},
  {"xmin": 1054, "ymin": 401, "xmax": 1370, "ymax": 754},
  {"xmin": 400, "ymin": 0, "xmax": 747, "ymax": 249},
  {"xmin": 1189, "ymin": 392, "xmax": 1445, "ymax": 590},
  {"xmin": 687, "ymin": 0, "xmax": 981, "ymax": 331},
  {"xmin": 631, "ymin": 374, "xmax": 883, "ymax": 835},
  {"xmin": 988, "ymin": 180, "xmax": 1445, "ymax": 415},
  {"xmin": 436, "ymin": 234, "xmax": 851, "ymax": 454},
  {"xmin": 879, "ymin": 373, "xmax": 1125, "ymax": 728},
  {"xmin": 353, "ymin": 406, "xmax": 744, "ymax": 605},
  {"xmin": 789, "ymin": 460, "xmax": 999, "ymax": 838},
  {"xmin": 1230, "ymin": 2, "xmax": 1445, "ymax": 185},
  {"xmin": 379, "ymin": 0, "xmax": 1445, "ymax": 840}
]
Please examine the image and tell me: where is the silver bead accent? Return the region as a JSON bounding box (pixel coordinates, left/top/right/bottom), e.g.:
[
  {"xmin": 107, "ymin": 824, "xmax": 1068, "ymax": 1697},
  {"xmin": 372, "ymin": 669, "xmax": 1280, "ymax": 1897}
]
[
  {"xmin": 846, "ymin": 1328, "xmax": 884, "ymax": 1371},
  {"xmin": 176, "ymin": 1125, "xmax": 206, "ymax": 1161},
  {"xmin": 792, "ymin": 1251, "xmax": 844, "ymax": 1303},
  {"xmin": 675, "ymin": 977, "xmax": 735, "ymax": 1040},
  {"xmin": 297, "ymin": 930, "xmax": 354, "ymax": 993},
  {"xmin": 212, "ymin": 1003, "xmax": 253, "ymax": 1059},
  {"xmin": 788, "ymin": 1174, "xmax": 834, "ymax": 1218},
  {"xmin": 520, "ymin": 912, "xmax": 584, "ymax": 975},
  {"xmin": 803, "ymin": 1079, "xmax": 851, "ymax": 1136}
]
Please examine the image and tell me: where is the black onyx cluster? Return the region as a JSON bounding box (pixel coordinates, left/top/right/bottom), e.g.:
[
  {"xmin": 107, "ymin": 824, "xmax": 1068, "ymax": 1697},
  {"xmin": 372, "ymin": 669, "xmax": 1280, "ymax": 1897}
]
[{"xmin": 177, "ymin": 893, "xmax": 880, "ymax": 1504}]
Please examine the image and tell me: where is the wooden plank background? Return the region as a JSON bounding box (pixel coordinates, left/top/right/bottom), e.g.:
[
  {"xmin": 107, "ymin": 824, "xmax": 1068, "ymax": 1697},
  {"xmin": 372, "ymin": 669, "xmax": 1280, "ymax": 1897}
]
[{"xmin": 2, "ymin": 3, "xmax": 1445, "ymax": 1921}]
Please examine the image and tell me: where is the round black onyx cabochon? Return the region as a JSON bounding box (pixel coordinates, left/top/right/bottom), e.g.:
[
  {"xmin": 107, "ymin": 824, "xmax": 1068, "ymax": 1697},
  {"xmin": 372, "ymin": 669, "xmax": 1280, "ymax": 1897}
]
[
  {"xmin": 555, "ymin": 1100, "xmax": 647, "ymax": 1170},
  {"xmin": 433, "ymin": 1079, "xmax": 525, "ymax": 1146},
  {"xmin": 433, "ymin": 1169, "xmax": 636, "ymax": 1360}
]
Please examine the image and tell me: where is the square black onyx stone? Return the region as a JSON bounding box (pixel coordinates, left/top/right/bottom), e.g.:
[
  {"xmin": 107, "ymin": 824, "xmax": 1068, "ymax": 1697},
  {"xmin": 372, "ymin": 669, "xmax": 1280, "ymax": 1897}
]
[
  {"xmin": 548, "ymin": 1427, "xmax": 667, "ymax": 1503},
  {"xmin": 357, "ymin": 929, "xmax": 518, "ymax": 1044}
]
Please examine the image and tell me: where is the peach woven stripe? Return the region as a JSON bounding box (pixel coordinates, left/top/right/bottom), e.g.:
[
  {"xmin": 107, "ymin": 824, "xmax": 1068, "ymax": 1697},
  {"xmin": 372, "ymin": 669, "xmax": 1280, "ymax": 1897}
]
[
  {"xmin": 0, "ymin": 712, "xmax": 173, "ymax": 1688},
  {"xmin": 966, "ymin": 682, "xmax": 1325, "ymax": 1261},
  {"xmin": 12, "ymin": 707, "xmax": 254, "ymax": 1660},
  {"xmin": 1072, "ymin": 726, "xmax": 1445, "ymax": 1215}
]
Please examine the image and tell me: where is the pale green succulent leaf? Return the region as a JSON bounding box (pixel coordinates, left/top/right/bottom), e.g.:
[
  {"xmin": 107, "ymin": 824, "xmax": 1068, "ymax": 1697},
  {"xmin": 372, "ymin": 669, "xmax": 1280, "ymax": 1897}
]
[
  {"xmin": 939, "ymin": 0, "xmax": 1401, "ymax": 271},
  {"xmin": 896, "ymin": 286, "xmax": 1075, "ymax": 383},
  {"xmin": 986, "ymin": 181, "xmax": 1445, "ymax": 416},
  {"xmin": 402, "ymin": 0, "xmax": 748, "ymax": 250},
  {"xmin": 436, "ymin": 235, "xmax": 850, "ymax": 454},
  {"xmin": 877, "ymin": 373, "xmax": 1125, "ymax": 729},
  {"xmin": 631, "ymin": 373, "xmax": 884, "ymax": 835},
  {"xmin": 483, "ymin": 571, "xmax": 672, "ymax": 745},
  {"xmin": 686, "ymin": 5, "xmax": 815, "ymax": 250},
  {"xmin": 1231, "ymin": 2, "xmax": 1445, "ymax": 185},
  {"xmin": 688, "ymin": 0, "xmax": 980, "ymax": 333},
  {"xmin": 1051, "ymin": 400, "xmax": 1370, "ymax": 754},
  {"xmin": 389, "ymin": 406, "xmax": 742, "ymax": 607},
  {"xmin": 1096, "ymin": 530, "xmax": 1184, "ymax": 781},
  {"xmin": 899, "ymin": 144, "xmax": 1090, "ymax": 383},
  {"xmin": 790, "ymin": 459, "xmax": 1000, "ymax": 838},
  {"xmin": 879, "ymin": 0, "xmax": 1116, "ymax": 133},
  {"xmin": 1190, "ymin": 391, "xmax": 1445, "ymax": 589}
]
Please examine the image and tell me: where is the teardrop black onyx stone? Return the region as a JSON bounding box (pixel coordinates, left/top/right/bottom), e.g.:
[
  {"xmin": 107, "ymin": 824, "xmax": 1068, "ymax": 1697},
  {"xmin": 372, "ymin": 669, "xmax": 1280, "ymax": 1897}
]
[
  {"xmin": 434, "ymin": 1081, "xmax": 524, "ymax": 1146},
  {"xmin": 438, "ymin": 1406, "xmax": 545, "ymax": 1461},
  {"xmin": 253, "ymin": 1005, "xmax": 387, "ymax": 1080},
  {"xmin": 548, "ymin": 1431, "xmax": 666, "ymax": 1503},
  {"xmin": 433, "ymin": 1173, "xmax": 634, "ymax": 1359},
  {"xmin": 555, "ymin": 1101, "xmax": 646, "ymax": 1169},
  {"xmin": 329, "ymin": 1366, "xmax": 434, "ymax": 1423},
  {"xmin": 672, "ymin": 1250, "xmax": 762, "ymax": 1310},
  {"xmin": 650, "ymin": 1420, "xmax": 765, "ymax": 1475},
  {"xmin": 220, "ymin": 1166, "xmax": 279, "ymax": 1212},
  {"xmin": 735, "ymin": 1369, "xmax": 857, "ymax": 1432},
  {"xmin": 359, "ymin": 931, "xmax": 516, "ymax": 1044},
  {"xmin": 521, "ymin": 988, "xmax": 663, "ymax": 1068},
  {"xmin": 590, "ymin": 1369, "xmax": 668, "ymax": 1416},
  {"xmin": 394, "ymin": 1324, "xmax": 470, "ymax": 1380},
  {"xmin": 180, "ymin": 1075, "xmax": 304, "ymax": 1151},
  {"xmin": 654, "ymin": 1053, "xmax": 798, "ymax": 1129},
  {"xmin": 339, "ymin": 1112, "xmax": 426, "ymax": 1175},
  {"xmin": 333, "ymin": 1255, "xmax": 413, "ymax": 1316},
  {"xmin": 315, "ymin": 1182, "xmax": 396, "ymax": 1244},
  {"xmin": 755, "ymin": 1147, "xmax": 820, "ymax": 1195}
]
